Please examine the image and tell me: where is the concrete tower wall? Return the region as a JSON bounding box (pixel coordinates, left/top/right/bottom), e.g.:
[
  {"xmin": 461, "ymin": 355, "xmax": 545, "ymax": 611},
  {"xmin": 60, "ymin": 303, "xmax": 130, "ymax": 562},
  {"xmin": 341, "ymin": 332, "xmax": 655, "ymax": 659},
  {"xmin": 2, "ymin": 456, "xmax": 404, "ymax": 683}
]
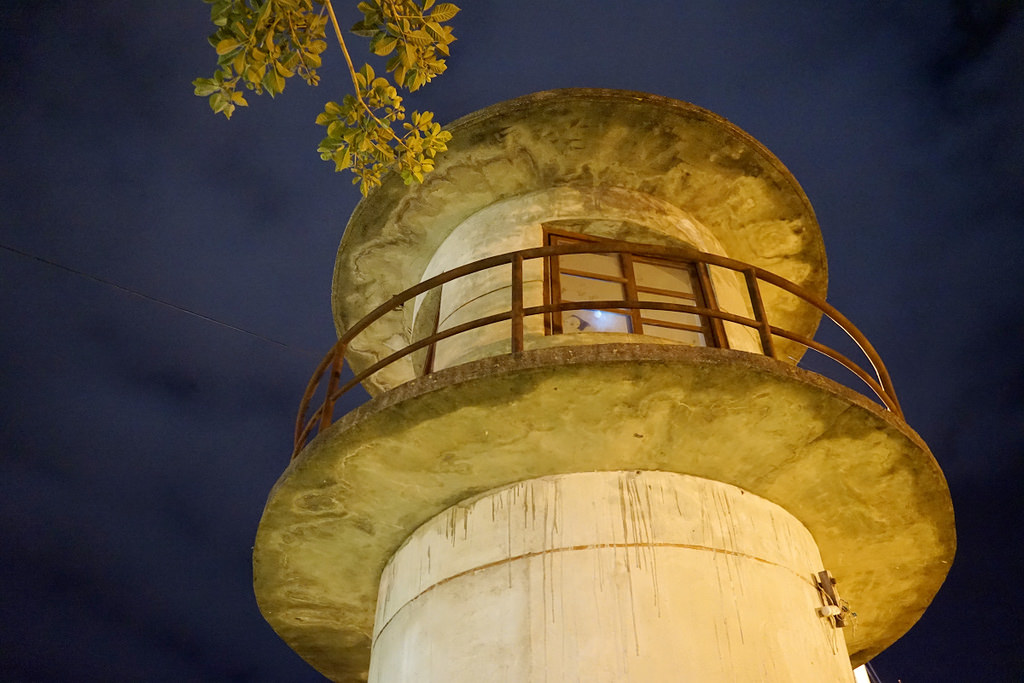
[
  {"xmin": 254, "ymin": 92, "xmax": 955, "ymax": 683},
  {"xmin": 370, "ymin": 471, "xmax": 854, "ymax": 683}
]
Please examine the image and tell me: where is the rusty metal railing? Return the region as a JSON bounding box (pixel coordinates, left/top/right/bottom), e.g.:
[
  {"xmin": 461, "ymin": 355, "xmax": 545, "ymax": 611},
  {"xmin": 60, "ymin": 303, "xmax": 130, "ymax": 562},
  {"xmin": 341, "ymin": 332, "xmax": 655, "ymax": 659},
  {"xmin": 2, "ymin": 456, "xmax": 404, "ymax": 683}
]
[{"xmin": 293, "ymin": 242, "xmax": 902, "ymax": 458}]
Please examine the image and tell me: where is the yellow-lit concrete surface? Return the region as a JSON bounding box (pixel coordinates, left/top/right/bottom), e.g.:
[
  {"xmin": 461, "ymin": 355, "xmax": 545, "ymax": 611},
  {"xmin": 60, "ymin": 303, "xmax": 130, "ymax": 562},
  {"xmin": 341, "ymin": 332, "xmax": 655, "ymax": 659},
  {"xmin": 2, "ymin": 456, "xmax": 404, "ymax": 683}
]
[
  {"xmin": 332, "ymin": 90, "xmax": 827, "ymax": 395},
  {"xmin": 259, "ymin": 89, "xmax": 953, "ymax": 682},
  {"xmin": 371, "ymin": 471, "xmax": 855, "ymax": 683},
  {"xmin": 253, "ymin": 344, "xmax": 955, "ymax": 682}
]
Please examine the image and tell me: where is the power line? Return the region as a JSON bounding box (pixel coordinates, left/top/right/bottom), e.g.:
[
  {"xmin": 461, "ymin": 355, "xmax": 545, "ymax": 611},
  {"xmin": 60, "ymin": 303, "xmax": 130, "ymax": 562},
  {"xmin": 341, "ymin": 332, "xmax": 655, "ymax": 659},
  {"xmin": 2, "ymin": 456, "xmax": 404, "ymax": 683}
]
[{"xmin": 1, "ymin": 241, "xmax": 322, "ymax": 359}]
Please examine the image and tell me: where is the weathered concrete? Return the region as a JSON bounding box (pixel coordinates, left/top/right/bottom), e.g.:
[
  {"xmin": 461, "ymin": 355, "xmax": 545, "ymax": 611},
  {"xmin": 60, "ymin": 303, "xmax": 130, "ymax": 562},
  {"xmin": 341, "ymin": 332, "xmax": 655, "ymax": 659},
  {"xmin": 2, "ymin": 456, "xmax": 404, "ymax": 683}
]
[
  {"xmin": 253, "ymin": 344, "xmax": 955, "ymax": 682},
  {"xmin": 333, "ymin": 90, "xmax": 827, "ymax": 395},
  {"xmin": 259, "ymin": 90, "xmax": 952, "ymax": 682},
  {"xmin": 371, "ymin": 471, "xmax": 856, "ymax": 683}
]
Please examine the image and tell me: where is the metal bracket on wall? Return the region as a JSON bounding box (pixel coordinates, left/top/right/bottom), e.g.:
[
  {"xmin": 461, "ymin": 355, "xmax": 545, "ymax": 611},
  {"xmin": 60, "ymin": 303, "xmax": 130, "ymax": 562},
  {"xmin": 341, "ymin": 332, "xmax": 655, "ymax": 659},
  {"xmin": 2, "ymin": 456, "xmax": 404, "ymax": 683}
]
[{"xmin": 816, "ymin": 569, "xmax": 849, "ymax": 628}]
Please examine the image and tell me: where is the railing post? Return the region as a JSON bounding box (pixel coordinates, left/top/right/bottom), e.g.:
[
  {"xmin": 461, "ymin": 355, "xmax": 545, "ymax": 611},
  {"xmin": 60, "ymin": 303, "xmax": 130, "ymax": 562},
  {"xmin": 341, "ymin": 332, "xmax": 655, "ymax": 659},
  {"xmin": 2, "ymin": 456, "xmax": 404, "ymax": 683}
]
[
  {"xmin": 319, "ymin": 349, "xmax": 343, "ymax": 432},
  {"xmin": 548, "ymin": 251, "xmax": 564, "ymax": 334},
  {"xmin": 511, "ymin": 253, "xmax": 525, "ymax": 353},
  {"xmin": 619, "ymin": 251, "xmax": 645, "ymax": 334},
  {"xmin": 744, "ymin": 269, "xmax": 777, "ymax": 359},
  {"xmin": 696, "ymin": 262, "xmax": 729, "ymax": 349},
  {"xmin": 423, "ymin": 293, "xmax": 440, "ymax": 375}
]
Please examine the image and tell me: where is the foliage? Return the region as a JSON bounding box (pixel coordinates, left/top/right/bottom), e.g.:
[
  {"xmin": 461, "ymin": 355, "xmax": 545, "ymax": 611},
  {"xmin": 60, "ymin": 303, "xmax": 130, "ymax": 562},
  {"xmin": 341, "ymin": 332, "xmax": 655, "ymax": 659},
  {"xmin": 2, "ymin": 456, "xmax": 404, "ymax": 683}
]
[
  {"xmin": 352, "ymin": 0, "xmax": 458, "ymax": 91},
  {"xmin": 314, "ymin": 65, "xmax": 450, "ymax": 191},
  {"xmin": 193, "ymin": 0, "xmax": 328, "ymax": 117},
  {"xmin": 193, "ymin": 0, "xmax": 458, "ymax": 195}
]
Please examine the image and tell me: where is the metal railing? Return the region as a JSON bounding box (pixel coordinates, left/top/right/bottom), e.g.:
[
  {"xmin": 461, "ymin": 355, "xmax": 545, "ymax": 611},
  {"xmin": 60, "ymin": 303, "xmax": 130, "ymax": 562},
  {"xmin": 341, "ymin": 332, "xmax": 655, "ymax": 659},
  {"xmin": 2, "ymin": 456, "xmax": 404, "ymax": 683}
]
[{"xmin": 293, "ymin": 242, "xmax": 902, "ymax": 458}]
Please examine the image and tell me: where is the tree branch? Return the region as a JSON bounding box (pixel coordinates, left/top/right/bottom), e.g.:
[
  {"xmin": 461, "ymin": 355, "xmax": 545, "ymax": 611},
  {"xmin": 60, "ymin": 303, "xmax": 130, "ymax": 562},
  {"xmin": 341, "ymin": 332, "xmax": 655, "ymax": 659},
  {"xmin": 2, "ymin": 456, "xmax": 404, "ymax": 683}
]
[{"xmin": 324, "ymin": 0, "xmax": 398, "ymax": 142}]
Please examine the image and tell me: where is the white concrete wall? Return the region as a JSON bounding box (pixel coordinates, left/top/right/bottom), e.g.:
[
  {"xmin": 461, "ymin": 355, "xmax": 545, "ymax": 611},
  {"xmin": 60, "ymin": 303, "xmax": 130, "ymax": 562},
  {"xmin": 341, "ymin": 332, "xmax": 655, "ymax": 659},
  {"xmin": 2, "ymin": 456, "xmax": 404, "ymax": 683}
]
[{"xmin": 369, "ymin": 471, "xmax": 854, "ymax": 683}]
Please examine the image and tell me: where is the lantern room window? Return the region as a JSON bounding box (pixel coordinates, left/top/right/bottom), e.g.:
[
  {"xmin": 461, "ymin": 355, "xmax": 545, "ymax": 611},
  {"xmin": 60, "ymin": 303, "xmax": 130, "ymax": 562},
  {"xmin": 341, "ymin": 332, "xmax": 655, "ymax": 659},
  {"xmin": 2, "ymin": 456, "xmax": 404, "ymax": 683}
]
[{"xmin": 544, "ymin": 228, "xmax": 721, "ymax": 347}]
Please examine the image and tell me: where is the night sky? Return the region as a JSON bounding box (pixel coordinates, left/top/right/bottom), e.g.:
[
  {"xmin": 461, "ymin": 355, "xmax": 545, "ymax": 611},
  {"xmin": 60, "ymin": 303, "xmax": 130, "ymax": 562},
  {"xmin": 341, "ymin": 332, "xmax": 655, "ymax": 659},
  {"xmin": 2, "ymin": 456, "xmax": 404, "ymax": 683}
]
[{"xmin": 2, "ymin": 1, "xmax": 1022, "ymax": 681}]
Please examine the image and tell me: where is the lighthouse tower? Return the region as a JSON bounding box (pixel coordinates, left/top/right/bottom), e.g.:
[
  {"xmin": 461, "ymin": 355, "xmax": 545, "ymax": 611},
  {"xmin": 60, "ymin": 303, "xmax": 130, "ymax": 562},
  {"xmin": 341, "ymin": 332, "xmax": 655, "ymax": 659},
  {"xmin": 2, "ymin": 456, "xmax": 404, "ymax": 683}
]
[{"xmin": 253, "ymin": 90, "xmax": 955, "ymax": 682}]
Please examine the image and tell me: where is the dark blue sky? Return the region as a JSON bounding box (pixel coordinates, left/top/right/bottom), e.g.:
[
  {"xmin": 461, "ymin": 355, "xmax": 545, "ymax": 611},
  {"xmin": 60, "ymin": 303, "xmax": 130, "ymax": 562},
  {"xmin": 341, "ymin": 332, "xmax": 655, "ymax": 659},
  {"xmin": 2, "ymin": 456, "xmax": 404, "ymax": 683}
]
[{"xmin": 2, "ymin": 1, "xmax": 1022, "ymax": 680}]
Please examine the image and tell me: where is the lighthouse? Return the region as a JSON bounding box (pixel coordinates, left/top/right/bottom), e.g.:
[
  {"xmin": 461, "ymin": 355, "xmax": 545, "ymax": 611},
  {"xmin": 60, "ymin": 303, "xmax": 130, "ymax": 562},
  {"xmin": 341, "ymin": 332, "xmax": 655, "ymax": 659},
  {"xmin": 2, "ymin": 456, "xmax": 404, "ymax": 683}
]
[{"xmin": 252, "ymin": 90, "xmax": 955, "ymax": 682}]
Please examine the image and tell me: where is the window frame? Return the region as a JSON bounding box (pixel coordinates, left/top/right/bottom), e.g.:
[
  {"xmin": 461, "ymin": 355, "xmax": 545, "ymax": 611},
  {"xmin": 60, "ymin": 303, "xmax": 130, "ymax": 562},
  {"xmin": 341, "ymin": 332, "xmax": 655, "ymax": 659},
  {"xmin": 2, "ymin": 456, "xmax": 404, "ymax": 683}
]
[{"xmin": 542, "ymin": 226, "xmax": 726, "ymax": 347}]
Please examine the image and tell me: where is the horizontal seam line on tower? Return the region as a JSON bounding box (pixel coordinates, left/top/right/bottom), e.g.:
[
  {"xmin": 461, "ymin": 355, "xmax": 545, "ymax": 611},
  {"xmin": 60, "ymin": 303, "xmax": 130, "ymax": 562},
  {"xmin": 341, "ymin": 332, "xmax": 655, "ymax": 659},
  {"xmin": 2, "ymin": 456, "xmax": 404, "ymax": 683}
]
[{"xmin": 373, "ymin": 541, "xmax": 818, "ymax": 641}]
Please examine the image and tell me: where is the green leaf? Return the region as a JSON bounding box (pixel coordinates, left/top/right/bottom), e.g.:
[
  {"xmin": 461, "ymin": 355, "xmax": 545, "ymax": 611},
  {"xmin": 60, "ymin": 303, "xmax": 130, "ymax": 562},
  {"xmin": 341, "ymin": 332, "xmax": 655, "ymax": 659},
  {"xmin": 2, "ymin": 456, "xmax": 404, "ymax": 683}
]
[
  {"xmin": 407, "ymin": 29, "xmax": 432, "ymax": 46},
  {"xmin": 192, "ymin": 78, "xmax": 220, "ymax": 96},
  {"xmin": 215, "ymin": 38, "xmax": 241, "ymax": 55},
  {"xmin": 429, "ymin": 3, "xmax": 460, "ymax": 22},
  {"xmin": 274, "ymin": 60, "xmax": 295, "ymax": 78},
  {"xmin": 257, "ymin": 0, "xmax": 273, "ymax": 22},
  {"xmin": 424, "ymin": 20, "xmax": 444, "ymax": 40},
  {"xmin": 327, "ymin": 120, "xmax": 345, "ymax": 138},
  {"xmin": 262, "ymin": 67, "xmax": 285, "ymax": 96},
  {"xmin": 350, "ymin": 21, "xmax": 378, "ymax": 37},
  {"xmin": 371, "ymin": 35, "xmax": 398, "ymax": 56}
]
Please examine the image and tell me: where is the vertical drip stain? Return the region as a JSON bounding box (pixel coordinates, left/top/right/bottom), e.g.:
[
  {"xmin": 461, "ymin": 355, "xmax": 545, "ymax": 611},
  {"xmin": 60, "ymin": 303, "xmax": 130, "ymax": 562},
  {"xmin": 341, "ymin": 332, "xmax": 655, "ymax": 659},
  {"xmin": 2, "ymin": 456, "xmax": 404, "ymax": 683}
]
[
  {"xmin": 556, "ymin": 480, "xmax": 571, "ymax": 682},
  {"xmin": 719, "ymin": 489, "xmax": 743, "ymax": 639},
  {"xmin": 553, "ymin": 480, "xmax": 567, "ymax": 662},
  {"xmin": 617, "ymin": 475, "xmax": 641, "ymax": 656},
  {"xmin": 543, "ymin": 480, "xmax": 555, "ymax": 624},
  {"xmin": 541, "ymin": 481, "xmax": 552, "ymax": 683},
  {"xmin": 644, "ymin": 479, "xmax": 661, "ymax": 615},
  {"xmin": 593, "ymin": 493, "xmax": 605, "ymax": 592},
  {"xmin": 506, "ymin": 487, "xmax": 514, "ymax": 588},
  {"xmin": 733, "ymin": 550, "xmax": 746, "ymax": 645}
]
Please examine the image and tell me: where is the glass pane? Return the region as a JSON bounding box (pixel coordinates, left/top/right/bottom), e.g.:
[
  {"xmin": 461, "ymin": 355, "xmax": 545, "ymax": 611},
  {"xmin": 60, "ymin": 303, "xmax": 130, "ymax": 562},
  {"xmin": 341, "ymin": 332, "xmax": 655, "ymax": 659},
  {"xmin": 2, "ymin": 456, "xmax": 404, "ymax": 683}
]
[
  {"xmin": 563, "ymin": 309, "xmax": 631, "ymax": 334},
  {"xmin": 560, "ymin": 252, "xmax": 623, "ymax": 278},
  {"xmin": 634, "ymin": 261, "xmax": 694, "ymax": 295},
  {"xmin": 560, "ymin": 274, "xmax": 626, "ymax": 303},
  {"xmin": 638, "ymin": 292, "xmax": 702, "ymax": 327},
  {"xmin": 644, "ymin": 324, "xmax": 706, "ymax": 346}
]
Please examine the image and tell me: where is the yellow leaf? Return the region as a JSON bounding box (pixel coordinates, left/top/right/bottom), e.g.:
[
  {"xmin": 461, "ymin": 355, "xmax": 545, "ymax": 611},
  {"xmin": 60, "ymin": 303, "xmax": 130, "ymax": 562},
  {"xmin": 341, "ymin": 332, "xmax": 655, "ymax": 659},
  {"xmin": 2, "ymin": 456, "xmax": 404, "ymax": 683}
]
[
  {"xmin": 215, "ymin": 38, "xmax": 241, "ymax": 55},
  {"xmin": 430, "ymin": 3, "xmax": 460, "ymax": 23}
]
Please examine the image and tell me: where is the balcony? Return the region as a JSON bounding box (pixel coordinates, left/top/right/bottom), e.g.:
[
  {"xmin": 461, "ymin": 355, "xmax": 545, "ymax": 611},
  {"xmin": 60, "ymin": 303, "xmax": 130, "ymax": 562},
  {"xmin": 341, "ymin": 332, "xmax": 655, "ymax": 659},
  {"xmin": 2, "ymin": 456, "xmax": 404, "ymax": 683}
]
[{"xmin": 293, "ymin": 241, "xmax": 901, "ymax": 458}]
